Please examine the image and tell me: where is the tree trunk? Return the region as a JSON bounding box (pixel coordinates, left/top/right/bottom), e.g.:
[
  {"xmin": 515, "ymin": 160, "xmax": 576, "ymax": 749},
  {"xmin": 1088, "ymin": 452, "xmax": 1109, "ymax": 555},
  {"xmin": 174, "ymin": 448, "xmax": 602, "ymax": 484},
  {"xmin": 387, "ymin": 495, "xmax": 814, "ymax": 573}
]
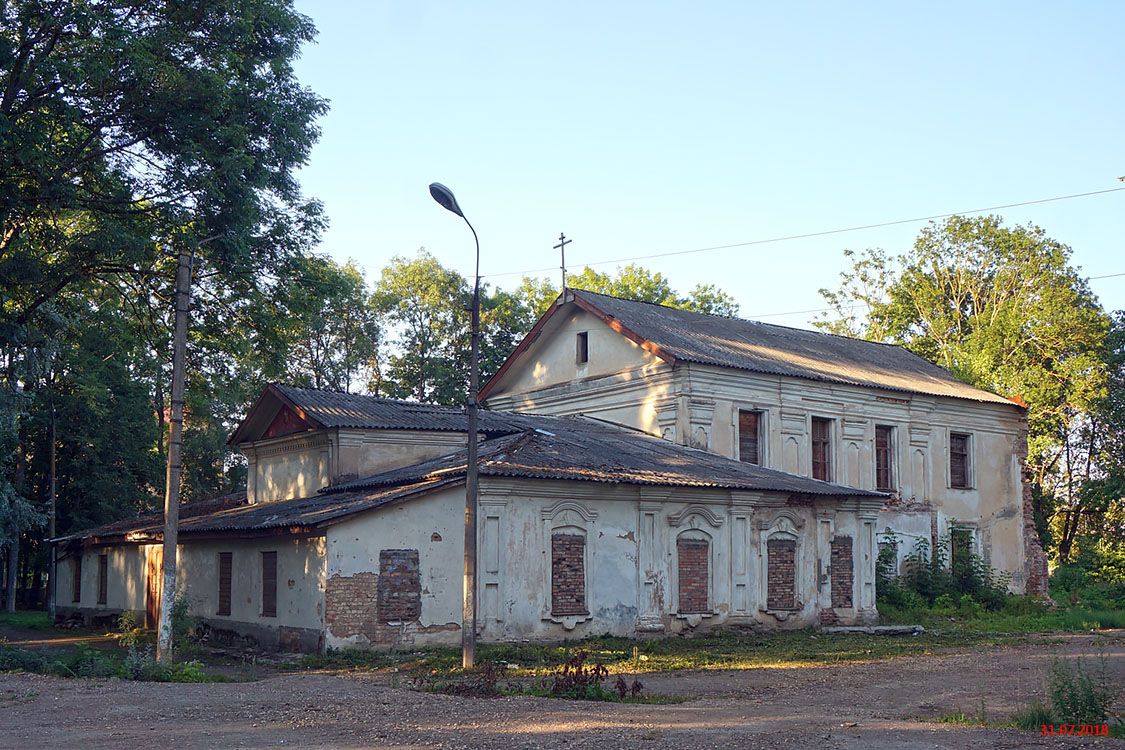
[
  {"xmin": 156, "ymin": 246, "xmax": 193, "ymax": 661},
  {"xmin": 47, "ymin": 408, "xmax": 57, "ymax": 618}
]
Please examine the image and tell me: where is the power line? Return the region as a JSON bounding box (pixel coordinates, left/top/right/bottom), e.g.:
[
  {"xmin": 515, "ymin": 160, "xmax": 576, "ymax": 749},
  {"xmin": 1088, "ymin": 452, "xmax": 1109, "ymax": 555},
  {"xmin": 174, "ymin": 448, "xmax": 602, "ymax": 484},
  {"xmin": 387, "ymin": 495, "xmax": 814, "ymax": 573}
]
[
  {"xmin": 480, "ymin": 185, "xmax": 1125, "ymax": 279},
  {"xmin": 749, "ymin": 271, "xmax": 1125, "ymax": 321}
]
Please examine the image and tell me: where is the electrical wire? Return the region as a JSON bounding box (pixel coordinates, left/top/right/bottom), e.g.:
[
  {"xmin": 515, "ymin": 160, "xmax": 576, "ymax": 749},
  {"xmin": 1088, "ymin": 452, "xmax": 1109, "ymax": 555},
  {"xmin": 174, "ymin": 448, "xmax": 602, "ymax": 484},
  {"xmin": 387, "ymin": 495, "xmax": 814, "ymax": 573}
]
[{"xmin": 480, "ymin": 185, "xmax": 1125, "ymax": 279}]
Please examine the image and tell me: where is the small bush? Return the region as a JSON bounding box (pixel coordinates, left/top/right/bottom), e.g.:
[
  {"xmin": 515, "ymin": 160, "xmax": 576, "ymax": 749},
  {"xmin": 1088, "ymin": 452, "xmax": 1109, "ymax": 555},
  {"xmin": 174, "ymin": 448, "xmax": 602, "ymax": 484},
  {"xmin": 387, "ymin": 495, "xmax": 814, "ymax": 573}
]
[
  {"xmin": 116, "ymin": 611, "xmax": 145, "ymax": 648},
  {"xmin": 1011, "ymin": 701, "xmax": 1053, "ymax": 731},
  {"xmin": 1046, "ymin": 657, "xmax": 1116, "ymax": 725}
]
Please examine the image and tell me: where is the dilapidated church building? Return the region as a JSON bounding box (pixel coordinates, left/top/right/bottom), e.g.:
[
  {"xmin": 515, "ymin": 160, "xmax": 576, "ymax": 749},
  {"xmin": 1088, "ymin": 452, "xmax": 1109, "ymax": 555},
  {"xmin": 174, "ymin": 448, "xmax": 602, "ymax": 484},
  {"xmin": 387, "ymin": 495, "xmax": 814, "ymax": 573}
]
[{"xmin": 52, "ymin": 289, "xmax": 1047, "ymax": 652}]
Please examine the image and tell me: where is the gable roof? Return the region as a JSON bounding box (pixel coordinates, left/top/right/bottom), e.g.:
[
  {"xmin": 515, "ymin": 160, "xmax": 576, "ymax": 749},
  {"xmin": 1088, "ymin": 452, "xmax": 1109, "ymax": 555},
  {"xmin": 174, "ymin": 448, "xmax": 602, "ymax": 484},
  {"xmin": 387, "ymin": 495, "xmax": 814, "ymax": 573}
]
[
  {"xmin": 228, "ymin": 383, "xmax": 541, "ymax": 445},
  {"xmin": 480, "ymin": 289, "xmax": 1018, "ymax": 407}
]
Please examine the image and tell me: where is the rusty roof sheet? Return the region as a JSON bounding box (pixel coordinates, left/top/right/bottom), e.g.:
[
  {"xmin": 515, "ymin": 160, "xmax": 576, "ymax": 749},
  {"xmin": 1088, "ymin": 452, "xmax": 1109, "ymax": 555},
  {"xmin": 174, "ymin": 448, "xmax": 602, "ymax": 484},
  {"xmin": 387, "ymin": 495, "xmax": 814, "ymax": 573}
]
[
  {"xmin": 566, "ymin": 289, "xmax": 1017, "ymax": 406},
  {"xmin": 272, "ymin": 383, "xmax": 543, "ymax": 433},
  {"xmin": 327, "ymin": 416, "xmax": 885, "ymax": 498}
]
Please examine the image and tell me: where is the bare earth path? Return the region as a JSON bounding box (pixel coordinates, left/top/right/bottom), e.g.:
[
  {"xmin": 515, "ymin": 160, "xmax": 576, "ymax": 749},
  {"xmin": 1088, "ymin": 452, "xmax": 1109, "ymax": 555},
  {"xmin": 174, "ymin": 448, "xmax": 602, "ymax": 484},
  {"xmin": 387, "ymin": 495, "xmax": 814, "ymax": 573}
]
[{"xmin": 2, "ymin": 632, "xmax": 1122, "ymax": 749}]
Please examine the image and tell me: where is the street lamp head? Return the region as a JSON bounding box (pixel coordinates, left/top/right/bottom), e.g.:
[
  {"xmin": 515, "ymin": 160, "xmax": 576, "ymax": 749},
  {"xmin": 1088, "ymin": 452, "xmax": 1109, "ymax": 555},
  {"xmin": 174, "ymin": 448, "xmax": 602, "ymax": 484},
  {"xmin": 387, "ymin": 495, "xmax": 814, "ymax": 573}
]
[{"xmin": 429, "ymin": 182, "xmax": 464, "ymax": 218}]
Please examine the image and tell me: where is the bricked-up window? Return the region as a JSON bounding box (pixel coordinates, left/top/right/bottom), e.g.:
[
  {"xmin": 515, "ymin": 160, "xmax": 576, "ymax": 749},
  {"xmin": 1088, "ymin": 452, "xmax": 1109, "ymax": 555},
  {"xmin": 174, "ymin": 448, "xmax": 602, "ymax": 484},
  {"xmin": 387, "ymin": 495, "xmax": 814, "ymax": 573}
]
[
  {"xmin": 72, "ymin": 556, "xmax": 82, "ymax": 603},
  {"xmin": 677, "ymin": 537, "xmax": 710, "ymax": 613},
  {"xmin": 378, "ymin": 549, "xmax": 421, "ymax": 622},
  {"xmin": 551, "ymin": 533, "xmax": 587, "ymax": 616},
  {"xmin": 97, "ymin": 554, "xmax": 108, "ymax": 605},
  {"xmin": 830, "ymin": 536, "xmax": 854, "ymax": 608},
  {"xmin": 875, "ymin": 425, "xmax": 894, "ymax": 491},
  {"xmin": 811, "ymin": 417, "xmax": 832, "ymax": 481},
  {"xmin": 767, "ymin": 538, "xmax": 797, "ymax": 610},
  {"xmin": 738, "ymin": 410, "xmax": 762, "ymax": 465},
  {"xmin": 217, "ymin": 552, "xmax": 232, "ymax": 616},
  {"xmin": 950, "ymin": 433, "xmax": 971, "ymax": 488},
  {"xmin": 576, "ymin": 331, "xmax": 589, "ymax": 364},
  {"xmin": 261, "ymin": 551, "xmax": 277, "ymax": 617}
]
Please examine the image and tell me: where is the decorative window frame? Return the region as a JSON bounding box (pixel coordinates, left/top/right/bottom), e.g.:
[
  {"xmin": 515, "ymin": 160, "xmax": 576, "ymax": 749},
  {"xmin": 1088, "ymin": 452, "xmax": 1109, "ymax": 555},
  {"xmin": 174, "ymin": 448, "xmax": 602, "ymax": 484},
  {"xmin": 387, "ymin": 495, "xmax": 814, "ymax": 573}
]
[
  {"xmin": 873, "ymin": 423, "xmax": 898, "ymax": 492},
  {"xmin": 541, "ymin": 500, "xmax": 597, "ymax": 629},
  {"xmin": 667, "ymin": 504, "xmax": 723, "ymax": 622},
  {"xmin": 758, "ymin": 511, "xmax": 805, "ymax": 619}
]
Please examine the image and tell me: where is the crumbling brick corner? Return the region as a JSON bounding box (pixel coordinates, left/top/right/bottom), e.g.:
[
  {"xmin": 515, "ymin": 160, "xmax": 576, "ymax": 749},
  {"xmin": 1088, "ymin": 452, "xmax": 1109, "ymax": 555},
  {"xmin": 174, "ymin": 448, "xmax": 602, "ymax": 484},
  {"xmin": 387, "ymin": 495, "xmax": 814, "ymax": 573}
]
[{"xmin": 1016, "ymin": 424, "xmax": 1050, "ymax": 598}]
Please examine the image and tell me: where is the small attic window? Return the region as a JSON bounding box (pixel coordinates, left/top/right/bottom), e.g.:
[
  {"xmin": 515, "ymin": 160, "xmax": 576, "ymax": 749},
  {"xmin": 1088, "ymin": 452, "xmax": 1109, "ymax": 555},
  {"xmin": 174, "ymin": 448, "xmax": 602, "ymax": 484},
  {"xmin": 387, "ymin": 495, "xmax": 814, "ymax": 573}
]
[{"xmin": 576, "ymin": 331, "xmax": 589, "ymax": 364}]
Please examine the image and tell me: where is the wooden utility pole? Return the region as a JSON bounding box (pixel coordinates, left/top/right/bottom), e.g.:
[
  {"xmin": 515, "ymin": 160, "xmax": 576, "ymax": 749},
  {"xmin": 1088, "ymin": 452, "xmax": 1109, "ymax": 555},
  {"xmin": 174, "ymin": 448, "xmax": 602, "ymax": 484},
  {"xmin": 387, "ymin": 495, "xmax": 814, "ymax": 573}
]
[{"xmin": 156, "ymin": 246, "xmax": 193, "ymax": 661}]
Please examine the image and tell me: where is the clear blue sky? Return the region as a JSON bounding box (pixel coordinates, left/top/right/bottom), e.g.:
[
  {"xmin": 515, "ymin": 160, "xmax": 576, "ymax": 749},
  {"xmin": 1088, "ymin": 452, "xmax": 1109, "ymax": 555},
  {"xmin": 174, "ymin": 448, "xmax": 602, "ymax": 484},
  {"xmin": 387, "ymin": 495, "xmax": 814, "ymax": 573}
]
[{"xmin": 291, "ymin": 1, "xmax": 1124, "ymax": 327}]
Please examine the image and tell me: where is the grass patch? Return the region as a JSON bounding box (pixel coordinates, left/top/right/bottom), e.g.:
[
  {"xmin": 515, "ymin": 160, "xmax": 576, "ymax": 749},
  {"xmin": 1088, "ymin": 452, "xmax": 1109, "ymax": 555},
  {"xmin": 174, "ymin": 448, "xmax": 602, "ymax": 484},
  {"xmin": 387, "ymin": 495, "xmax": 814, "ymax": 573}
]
[
  {"xmin": 300, "ymin": 627, "xmax": 1014, "ymax": 679},
  {"xmin": 879, "ymin": 604, "xmax": 1125, "ymax": 634},
  {"xmin": 0, "ymin": 611, "xmax": 53, "ymax": 631},
  {"xmin": 0, "ymin": 643, "xmax": 226, "ymax": 683}
]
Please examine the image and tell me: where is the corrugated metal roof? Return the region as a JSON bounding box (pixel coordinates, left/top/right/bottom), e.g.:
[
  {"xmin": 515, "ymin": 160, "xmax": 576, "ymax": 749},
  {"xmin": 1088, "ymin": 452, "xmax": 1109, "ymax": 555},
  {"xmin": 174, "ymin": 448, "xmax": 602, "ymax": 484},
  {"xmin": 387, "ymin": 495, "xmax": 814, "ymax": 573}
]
[
  {"xmin": 561, "ymin": 289, "xmax": 1017, "ymax": 406},
  {"xmin": 58, "ymin": 415, "xmax": 882, "ymax": 545},
  {"xmin": 273, "ymin": 383, "xmax": 542, "ymax": 433},
  {"xmin": 53, "ymin": 481, "xmax": 461, "ymax": 544},
  {"xmin": 327, "ymin": 415, "xmax": 885, "ymax": 497}
]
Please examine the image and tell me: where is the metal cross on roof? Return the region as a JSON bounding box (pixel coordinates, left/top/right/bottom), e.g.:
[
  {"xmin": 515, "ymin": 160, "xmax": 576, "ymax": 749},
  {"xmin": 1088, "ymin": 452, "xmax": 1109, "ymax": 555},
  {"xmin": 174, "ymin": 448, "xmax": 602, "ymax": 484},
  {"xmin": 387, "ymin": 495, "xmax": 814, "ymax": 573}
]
[{"xmin": 553, "ymin": 232, "xmax": 572, "ymax": 289}]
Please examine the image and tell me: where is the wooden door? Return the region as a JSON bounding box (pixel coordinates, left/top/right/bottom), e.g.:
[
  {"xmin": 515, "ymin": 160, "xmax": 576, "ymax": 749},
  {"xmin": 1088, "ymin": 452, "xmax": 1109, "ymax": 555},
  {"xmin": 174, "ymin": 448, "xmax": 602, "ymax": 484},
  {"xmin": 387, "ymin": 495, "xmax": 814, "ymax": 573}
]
[{"xmin": 145, "ymin": 548, "xmax": 163, "ymax": 629}]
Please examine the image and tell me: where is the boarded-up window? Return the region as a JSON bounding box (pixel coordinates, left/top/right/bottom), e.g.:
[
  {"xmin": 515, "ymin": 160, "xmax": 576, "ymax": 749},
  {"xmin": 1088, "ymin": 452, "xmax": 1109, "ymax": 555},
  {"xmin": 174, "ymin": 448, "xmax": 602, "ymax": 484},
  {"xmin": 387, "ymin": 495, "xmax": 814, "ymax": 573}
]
[
  {"xmin": 378, "ymin": 549, "xmax": 421, "ymax": 622},
  {"xmin": 551, "ymin": 534, "xmax": 587, "ymax": 616},
  {"xmin": 576, "ymin": 331, "xmax": 589, "ymax": 364},
  {"xmin": 261, "ymin": 551, "xmax": 277, "ymax": 617},
  {"xmin": 97, "ymin": 554, "xmax": 108, "ymax": 605},
  {"xmin": 830, "ymin": 536, "xmax": 854, "ymax": 608},
  {"xmin": 217, "ymin": 552, "xmax": 233, "ymax": 616},
  {"xmin": 72, "ymin": 556, "xmax": 82, "ymax": 603},
  {"xmin": 767, "ymin": 538, "xmax": 797, "ymax": 610},
  {"xmin": 950, "ymin": 433, "xmax": 971, "ymax": 488},
  {"xmin": 875, "ymin": 425, "xmax": 894, "ymax": 491},
  {"xmin": 738, "ymin": 410, "xmax": 762, "ymax": 465},
  {"xmin": 811, "ymin": 417, "xmax": 832, "ymax": 481},
  {"xmin": 677, "ymin": 537, "xmax": 710, "ymax": 614}
]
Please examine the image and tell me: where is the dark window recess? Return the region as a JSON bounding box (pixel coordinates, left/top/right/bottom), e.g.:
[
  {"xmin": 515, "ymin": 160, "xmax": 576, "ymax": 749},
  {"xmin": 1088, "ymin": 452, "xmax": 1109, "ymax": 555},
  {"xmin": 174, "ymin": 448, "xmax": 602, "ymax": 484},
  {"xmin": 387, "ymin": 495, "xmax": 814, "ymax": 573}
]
[
  {"xmin": 738, "ymin": 410, "xmax": 762, "ymax": 465},
  {"xmin": 875, "ymin": 425, "xmax": 894, "ymax": 491},
  {"xmin": 72, "ymin": 556, "xmax": 82, "ymax": 603},
  {"xmin": 378, "ymin": 549, "xmax": 421, "ymax": 622},
  {"xmin": 551, "ymin": 534, "xmax": 587, "ymax": 616},
  {"xmin": 950, "ymin": 433, "xmax": 971, "ymax": 488},
  {"xmin": 811, "ymin": 417, "xmax": 832, "ymax": 481},
  {"xmin": 677, "ymin": 537, "xmax": 710, "ymax": 614},
  {"xmin": 97, "ymin": 554, "xmax": 108, "ymax": 605},
  {"xmin": 217, "ymin": 552, "xmax": 233, "ymax": 616},
  {"xmin": 830, "ymin": 536, "xmax": 854, "ymax": 608},
  {"xmin": 951, "ymin": 528, "xmax": 973, "ymax": 583},
  {"xmin": 576, "ymin": 331, "xmax": 589, "ymax": 364},
  {"xmin": 767, "ymin": 538, "xmax": 797, "ymax": 610},
  {"xmin": 261, "ymin": 551, "xmax": 277, "ymax": 618}
]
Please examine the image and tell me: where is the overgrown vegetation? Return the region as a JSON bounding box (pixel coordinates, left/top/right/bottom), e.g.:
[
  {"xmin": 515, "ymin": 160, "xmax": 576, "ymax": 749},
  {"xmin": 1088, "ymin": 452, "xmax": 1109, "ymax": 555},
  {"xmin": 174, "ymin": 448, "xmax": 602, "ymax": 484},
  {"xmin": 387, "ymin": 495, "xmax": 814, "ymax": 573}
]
[{"xmin": 0, "ymin": 643, "xmax": 215, "ymax": 682}]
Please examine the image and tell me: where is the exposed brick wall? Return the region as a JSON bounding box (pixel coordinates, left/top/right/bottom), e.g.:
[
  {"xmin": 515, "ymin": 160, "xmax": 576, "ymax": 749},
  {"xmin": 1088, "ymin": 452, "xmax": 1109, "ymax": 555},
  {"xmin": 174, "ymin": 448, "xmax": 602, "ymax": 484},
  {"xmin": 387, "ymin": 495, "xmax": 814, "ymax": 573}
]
[
  {"xmin": 1016, "ymin": 426, "xmax": 1050, "ymax": 597},
  {"xmin": 677, "ymin": 537, "xmax": 710, "ymax": 614},
  {"xmin": 377, "ymin": 549, "xmax": 421, "ymax": 623},
  {"xmin": 830, "ymin": 536, "xmax": 854, "ymax": 608},
  {"xmin": 325, "ymin": 571, "xmax": 378, "ymax": 638},
  {"xmin": 551, "ymin": 534, "xmax": 587, "ymax": 616},
  {"xmin": 767, "ymin": 538, "xmax": 797, "ymax": 610}
]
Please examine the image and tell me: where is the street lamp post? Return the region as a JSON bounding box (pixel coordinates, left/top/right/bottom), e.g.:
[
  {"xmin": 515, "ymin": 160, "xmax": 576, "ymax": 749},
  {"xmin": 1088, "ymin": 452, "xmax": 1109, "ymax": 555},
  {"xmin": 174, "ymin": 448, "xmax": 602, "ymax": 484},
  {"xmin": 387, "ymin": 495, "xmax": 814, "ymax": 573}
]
[{"xmin": 428, "ymin": 182, "xmax": 480, "ymax": 669}]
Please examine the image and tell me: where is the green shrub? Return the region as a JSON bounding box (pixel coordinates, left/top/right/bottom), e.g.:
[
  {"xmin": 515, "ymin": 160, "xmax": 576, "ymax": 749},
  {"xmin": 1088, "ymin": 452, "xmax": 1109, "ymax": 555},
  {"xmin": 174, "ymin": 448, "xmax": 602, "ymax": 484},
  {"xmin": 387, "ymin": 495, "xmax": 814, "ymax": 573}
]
[
  {"xmin": 1046, "ymin": 657, "xmax": 1116, "ymax": 725},
  {"xmin": 1010, "ymin": 701, "xmax": 1054, "ymax": 730}
]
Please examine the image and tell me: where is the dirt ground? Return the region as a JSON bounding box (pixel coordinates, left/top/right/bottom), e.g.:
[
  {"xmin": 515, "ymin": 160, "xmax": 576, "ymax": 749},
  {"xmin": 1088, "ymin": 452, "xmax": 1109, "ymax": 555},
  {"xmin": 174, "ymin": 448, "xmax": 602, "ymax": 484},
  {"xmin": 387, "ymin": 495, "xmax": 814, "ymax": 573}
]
[{"xmin": 1, "ymin": 632, "xmax": 1123, "ymax": 750}]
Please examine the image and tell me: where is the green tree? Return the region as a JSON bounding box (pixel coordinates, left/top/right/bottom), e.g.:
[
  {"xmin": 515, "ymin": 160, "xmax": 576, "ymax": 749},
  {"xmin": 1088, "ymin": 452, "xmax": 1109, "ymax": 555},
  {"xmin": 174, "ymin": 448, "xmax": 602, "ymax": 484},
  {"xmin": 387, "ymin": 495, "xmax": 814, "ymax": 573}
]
[
  {"xmin": 373, "ymin": 250, "xmax": 470, "ymax": 405},
  {"xmin": 816, "ymin": 215, "xmax": 1112, "ymax": 560}
]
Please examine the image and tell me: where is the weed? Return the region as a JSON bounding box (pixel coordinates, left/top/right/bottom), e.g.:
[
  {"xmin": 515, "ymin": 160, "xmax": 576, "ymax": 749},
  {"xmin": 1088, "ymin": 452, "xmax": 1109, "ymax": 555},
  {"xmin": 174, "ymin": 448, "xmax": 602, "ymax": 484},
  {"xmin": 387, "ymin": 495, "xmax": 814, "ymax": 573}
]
[
  {"xmin": 1010, "ymin": 701, "xmax": 1053, "ymax": 730},
  {"xmin": 1046, "ymin": 656, "xmax": 1116, "ymax": 725}
]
